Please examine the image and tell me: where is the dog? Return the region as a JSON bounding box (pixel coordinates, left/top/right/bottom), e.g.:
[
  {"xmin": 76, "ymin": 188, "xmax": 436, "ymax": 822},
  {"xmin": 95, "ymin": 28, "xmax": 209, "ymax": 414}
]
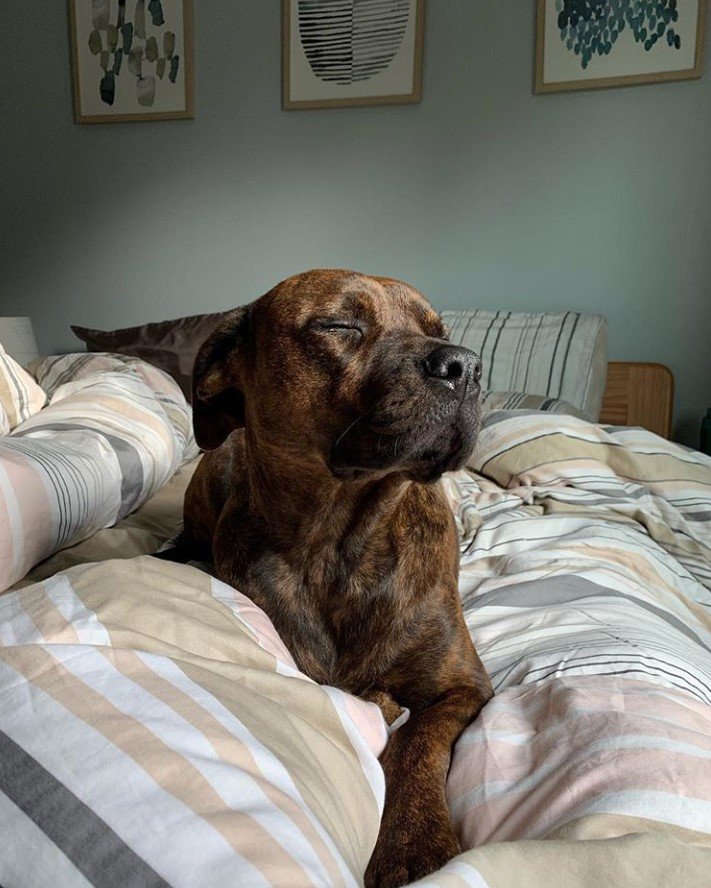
[{"xmin": 176, "ymin": 270, "xmax": 493, "ymax": 887}]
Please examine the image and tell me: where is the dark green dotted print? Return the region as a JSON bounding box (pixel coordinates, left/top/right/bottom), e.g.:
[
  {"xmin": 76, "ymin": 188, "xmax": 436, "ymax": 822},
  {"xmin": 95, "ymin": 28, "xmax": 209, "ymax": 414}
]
[{"xmin": 556, "ymin": 0, "xmax": 683, "ymax": 70}]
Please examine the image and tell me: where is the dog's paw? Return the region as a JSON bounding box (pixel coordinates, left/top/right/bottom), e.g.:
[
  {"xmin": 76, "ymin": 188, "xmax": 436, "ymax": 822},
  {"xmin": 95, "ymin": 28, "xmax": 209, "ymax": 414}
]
[{"xmin": 364, "ymin": 822, "xmax": 461, "ymax": 888}]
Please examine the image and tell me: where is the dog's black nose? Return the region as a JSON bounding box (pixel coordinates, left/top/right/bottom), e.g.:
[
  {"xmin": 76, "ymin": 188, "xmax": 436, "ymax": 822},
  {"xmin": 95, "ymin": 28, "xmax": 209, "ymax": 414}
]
[{"xmin": 423, "ymin": 345, "xmax": 481, "ymax": 389}]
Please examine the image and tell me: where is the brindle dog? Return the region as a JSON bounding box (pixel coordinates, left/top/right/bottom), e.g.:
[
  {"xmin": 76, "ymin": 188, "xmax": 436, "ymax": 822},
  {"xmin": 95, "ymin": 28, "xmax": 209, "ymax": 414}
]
[{"xmin": 177, "ymin": 269, "xmax": 493, "ymax": 887}]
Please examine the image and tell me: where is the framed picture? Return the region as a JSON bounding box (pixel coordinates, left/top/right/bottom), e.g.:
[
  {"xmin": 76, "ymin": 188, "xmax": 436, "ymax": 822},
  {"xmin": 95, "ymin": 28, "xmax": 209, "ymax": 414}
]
[
  {"xmin": 535, "ymin": 0, "xmax": 706, "ymax": 94},
  {"xmin": 68, "ymin": 0, "xmax": 194, "ymax": 123},
  {"xmin": 282, "ymin": 0, "xmax": 425, "ymax": 110}
]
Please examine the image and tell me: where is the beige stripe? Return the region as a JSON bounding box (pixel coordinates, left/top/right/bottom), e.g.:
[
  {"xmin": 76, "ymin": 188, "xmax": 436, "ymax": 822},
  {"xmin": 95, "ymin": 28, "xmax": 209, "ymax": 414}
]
[
  {"xmin": 463, "ymin": 830, "xmax": 711, "ymax": 888},
  {"xmin": 564, "ymin": 543, "xmax": 711, "ymax": 631},
  {"xmin": 484, "ymin": 436, "xmax": 711, "ymax": 489},
  {"xmin": 18, "ymin": 583, "xmax": 81, "ymax": 644},
  {"xmin": 538, "ymin": 493, "xmax": 709, "ymax": 565},
  {"xmin": 69, "ymin": 558, "xmax": 274, "ymax": 671},
  {"xmin": 0, "ymin": 645, "xmax": 316, "ymax": 885},
  {"xmin": 178, "ymin": 659, "xmax": 379, "ymax": 873},
  {"xmin": 420, "ymin": 870, "xmax": 477, "ymax": 888},
  {"xmin": 98, "ymin": 646, "xmax": 347, "ymax": 884},
  {"xmin": 51, "ymin": 392, "xmax": 173, "ymax": 440},
  {"xmin": 547, "ymin": 812, "xmax": 711, "ymax": 847},
  {"xmin": 68, "ymin": 557, "xmax": 380, "ymax": 870}
]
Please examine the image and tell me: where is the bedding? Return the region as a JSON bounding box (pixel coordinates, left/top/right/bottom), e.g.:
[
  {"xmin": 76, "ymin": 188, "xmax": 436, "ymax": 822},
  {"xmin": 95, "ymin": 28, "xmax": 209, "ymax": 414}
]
[
  {"xmin": 440, "ymin": 410, "xmax": 711, "ymax": 866},
  {"xmin": 442, "ymin": 310, "xmax": 607, "ymax": 421},
  {"xmin": 1, "ymin": 408, "xmax": 710, "ymax": 886},
  {"xmin": 0, "ymin": 342, "xmax": 46, "ymax": 430},
  {"xmin": 0, "ymin": 557, "xmax": 386, "ymax": 887},
  {"xmin": 480, "ymin": 390, "xmax": 585, "ymax": 418},
  {"xmin": 0, "ymin": 353, "xmax": 198, "ymax": 593},
  {"xmin": 10, "ymin": 456, "xmax": 200, "ymax": 590}
]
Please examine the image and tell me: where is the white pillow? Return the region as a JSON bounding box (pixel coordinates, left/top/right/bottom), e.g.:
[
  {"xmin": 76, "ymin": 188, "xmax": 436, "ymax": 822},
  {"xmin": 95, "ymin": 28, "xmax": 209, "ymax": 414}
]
[
  {"xmin": 0, "ymin": 344, "xmax": 46, "ymax": 430},
  {"xmin": 481, "ymin": 390, "xmax": 586, "ymax": 419},
  {"xmin": 442, "ymin": 310, "xmax": 607, "ymax": 422}
]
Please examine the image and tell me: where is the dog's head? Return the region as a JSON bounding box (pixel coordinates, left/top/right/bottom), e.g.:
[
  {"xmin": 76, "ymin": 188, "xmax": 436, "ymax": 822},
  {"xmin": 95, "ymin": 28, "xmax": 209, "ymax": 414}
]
[{"xmin": 193, "ymin": 269, "xmax": 481, "ymax": 483}]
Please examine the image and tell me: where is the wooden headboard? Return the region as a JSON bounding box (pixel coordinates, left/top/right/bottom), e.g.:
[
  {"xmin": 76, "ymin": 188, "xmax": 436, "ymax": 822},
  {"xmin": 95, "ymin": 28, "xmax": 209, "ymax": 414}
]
[{"xmin": 600, "ymin": 362, "xmax": 674, "ymax": 439}]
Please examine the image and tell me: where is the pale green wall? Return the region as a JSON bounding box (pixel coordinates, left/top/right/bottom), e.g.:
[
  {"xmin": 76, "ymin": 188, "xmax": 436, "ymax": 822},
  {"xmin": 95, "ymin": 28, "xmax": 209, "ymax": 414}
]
[{"xmin": 1, "ymin": 2, "xmax": 709, "ymax": 443}]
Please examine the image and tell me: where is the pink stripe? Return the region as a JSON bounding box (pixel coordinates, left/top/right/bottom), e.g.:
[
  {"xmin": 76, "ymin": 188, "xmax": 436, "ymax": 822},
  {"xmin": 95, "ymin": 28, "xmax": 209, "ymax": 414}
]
[
  {"xmin": 0, "ymin": 450, "xmax": 52, "ymax": 589},
  {"xmin": 447, "ymin": 676, "xmax": 711, "ymax": 847}
]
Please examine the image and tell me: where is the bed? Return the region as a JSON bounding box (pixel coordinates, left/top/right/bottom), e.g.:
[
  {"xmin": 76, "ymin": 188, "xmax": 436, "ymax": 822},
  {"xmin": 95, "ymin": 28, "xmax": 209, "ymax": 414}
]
[{"xmin": 0, "ymin": 311, "xmax": 709, "ymax": 888}]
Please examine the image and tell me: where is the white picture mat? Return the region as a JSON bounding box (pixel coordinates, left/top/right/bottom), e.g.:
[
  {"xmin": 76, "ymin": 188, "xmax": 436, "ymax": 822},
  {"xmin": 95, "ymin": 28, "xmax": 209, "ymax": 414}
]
[
  {"xmin": 287, "ymin": 0, "xmax": 419, "ymax": 101},
  {"xmin": 73, "ymin": 0, "xmax": 188, "ymax": 117},
  {"xmin": 542, "ymin": 0, "xmax": 700, "ymax": 84}
]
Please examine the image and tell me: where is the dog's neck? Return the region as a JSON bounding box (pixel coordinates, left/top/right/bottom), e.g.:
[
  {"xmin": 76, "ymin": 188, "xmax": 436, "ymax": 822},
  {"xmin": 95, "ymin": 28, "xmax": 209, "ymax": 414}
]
[{"xmin": 244, "ymin": 430, "xmax": 411, "ymax": 558}]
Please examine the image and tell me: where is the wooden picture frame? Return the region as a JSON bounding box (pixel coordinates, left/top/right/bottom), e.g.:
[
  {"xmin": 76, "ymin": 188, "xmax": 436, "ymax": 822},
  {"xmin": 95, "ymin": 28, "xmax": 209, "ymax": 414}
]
[
  {"xmin": 69, "ymin": 0, "xmax": 194, "ymax": 123},
  {"xmin": 535, "ymin": 0, "xmax": 706, "ymax": 94},
  {"xmin": 282, "ymin": 0, "xmax": 425, "ymax": 110}
]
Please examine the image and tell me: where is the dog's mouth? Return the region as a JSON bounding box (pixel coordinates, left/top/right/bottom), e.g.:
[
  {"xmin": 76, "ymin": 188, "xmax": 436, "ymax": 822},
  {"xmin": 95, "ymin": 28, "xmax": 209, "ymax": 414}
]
[{"xmin": 328, "ymin": 405, "xmax": 478, "ymax": 483}]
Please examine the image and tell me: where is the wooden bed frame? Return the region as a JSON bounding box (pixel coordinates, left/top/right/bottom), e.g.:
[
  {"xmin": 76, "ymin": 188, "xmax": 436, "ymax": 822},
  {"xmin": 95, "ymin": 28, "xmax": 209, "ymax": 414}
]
[{"xmin": 600, "ymin": 362, "xmax": 674, "ymax": 439}]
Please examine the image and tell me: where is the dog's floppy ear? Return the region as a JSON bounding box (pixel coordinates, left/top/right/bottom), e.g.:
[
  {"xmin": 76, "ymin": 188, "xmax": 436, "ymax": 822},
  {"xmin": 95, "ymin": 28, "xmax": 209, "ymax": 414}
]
[{"xmin": 192, "ymin": 305, "xmax": 252, "ymax": 451}]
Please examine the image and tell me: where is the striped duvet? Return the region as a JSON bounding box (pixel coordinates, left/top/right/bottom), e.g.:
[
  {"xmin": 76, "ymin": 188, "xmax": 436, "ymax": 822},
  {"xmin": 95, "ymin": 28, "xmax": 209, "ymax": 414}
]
[
  {"xmin": 0, "ymin": 353, "xmax": 198, "ymax": 592},
  {"xmin": 436, "ymin": 411, "xmax": 711, "ymax": 885},
  {"xmin": 0, "ymin": 557, "xmax": 386, "ymax": 887},
  {"xmin": 1, "ymin": 409, "xmax": 710, "ymax": 886}
]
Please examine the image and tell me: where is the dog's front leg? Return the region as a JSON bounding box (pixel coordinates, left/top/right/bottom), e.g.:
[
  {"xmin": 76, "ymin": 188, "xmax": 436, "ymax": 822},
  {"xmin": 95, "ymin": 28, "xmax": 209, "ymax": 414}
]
[{"xmin": 364, "ymin": 682, "xmax": 490, "ymax": 888}]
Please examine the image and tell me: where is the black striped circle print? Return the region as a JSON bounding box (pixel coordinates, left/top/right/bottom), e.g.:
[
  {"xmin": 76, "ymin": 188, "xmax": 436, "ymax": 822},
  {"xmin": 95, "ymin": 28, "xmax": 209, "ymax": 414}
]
[{"xmin": 298, "ymin": 0, "xmax": 411, "ymax": 85}]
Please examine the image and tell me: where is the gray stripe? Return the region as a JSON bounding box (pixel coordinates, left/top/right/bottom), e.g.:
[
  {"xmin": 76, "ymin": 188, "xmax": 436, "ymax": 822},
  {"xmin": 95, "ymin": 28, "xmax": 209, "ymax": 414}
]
[
  {"xmin": 546, "ymin": 311, "xmax": 570, "ymax": 396},
  {"xmin": 522, "ymin": 315, "xmax": 545, "ymax": 391},
  {"xmin": 509, "ymin": 314, "xmax": 530, "ymax": 389},
  {"xmin": 466, "ymin": 575, "xmax": 711, "ymax": 654},
  {"xmin": 0, "ymin": 731, "xmax": 169, "ymax": 888},
  {"xmin": 13, "ymin": 423, "xmax": 144, "ymax": 517},
  {"xmin": 557, "ymin": 312, "xmax": 580, "ymax": 397},
  {"xmin": 515, "ymin": 651, "xmax": 711, "ymax": 702},
  {"xmin": 0, "ymin": 436, "xmax": 93, "ymax": 548},
  {"xmin": 47, "ymin": 354, "xmax": 98, "ymax": 396},
  {"xmin": 458, "ymin": 310, "xmax": 478, "ymax": 349},
  {"xmin": 102, "ymin": 432, "xmax": 145, "ymax": 516},
  {"xmin": 486, "ymin": 310, "xmax": 511, "ymax": 390},
  {"xmin": 478, "ymin": 311, "xmax": 499, "ymax": 386}
]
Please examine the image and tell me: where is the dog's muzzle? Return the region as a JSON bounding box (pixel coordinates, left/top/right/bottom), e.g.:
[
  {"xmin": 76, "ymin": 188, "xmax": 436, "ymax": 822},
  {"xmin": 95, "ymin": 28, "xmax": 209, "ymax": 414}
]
[
  {"xmin": 423, "ymin": 344, "xmax": 482, "ymax": 394},
  {"xmin": 328, "ymin": 345, "xmax": 482, "ymax": 482}
]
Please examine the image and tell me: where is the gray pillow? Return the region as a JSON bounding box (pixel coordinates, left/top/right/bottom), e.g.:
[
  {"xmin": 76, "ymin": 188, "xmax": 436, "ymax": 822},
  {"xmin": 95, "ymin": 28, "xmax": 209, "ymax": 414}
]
[{"xmin": 72, "ymin": 311, "xmax": 229, "ymax": 402}]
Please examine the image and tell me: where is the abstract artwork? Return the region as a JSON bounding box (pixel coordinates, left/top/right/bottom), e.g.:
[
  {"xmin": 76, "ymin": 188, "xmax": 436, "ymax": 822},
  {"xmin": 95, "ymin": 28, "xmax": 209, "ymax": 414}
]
[
  {"xmin": 69, "ymin": 0, "xmax": 194, "ymax": 123},
  {"xmin": 282, "ymin": 0, "xmax": 425, "ymax": 109},
  {"xmin": 535, "ymin": 0, "xmax": 706, "ymax": 93}
]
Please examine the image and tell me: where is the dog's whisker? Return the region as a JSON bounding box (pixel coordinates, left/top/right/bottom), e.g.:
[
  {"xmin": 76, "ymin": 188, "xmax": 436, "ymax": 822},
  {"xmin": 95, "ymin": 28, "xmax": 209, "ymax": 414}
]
[{"xmin": 334, "ymin": 414, "xmax": 365, "ymax": 450}]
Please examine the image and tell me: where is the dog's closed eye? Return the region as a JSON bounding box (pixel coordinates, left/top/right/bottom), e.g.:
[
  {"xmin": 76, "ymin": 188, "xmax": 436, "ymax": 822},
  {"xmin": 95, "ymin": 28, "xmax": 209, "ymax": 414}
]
[{"xmin": 312, "ymin": 320, "xmax": 364, "ymax": 341}]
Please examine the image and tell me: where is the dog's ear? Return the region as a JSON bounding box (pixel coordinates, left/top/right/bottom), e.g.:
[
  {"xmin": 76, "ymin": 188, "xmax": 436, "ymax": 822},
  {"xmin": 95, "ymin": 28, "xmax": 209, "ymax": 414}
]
[{"xmin": 192, "ymin": 305, "xmax": 252, "ymax": 451}]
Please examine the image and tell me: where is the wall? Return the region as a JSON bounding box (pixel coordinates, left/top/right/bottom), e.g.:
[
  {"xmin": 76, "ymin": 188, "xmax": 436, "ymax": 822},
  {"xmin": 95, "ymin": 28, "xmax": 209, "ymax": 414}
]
[{"xmin": 1, "ymin": 1, "xmax": 709, "ymax": 444}]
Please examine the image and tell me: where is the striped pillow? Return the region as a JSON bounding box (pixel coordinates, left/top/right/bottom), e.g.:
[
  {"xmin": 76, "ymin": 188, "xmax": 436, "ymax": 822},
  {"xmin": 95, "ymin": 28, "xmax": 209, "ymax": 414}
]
[
  {"xmin": 0, "ymin": 344, "xmax": 46, "ymax": 430},
  {"xmin": 442, "ymin": 310, "xmax": 607, "ymax": 421},
  {"xmin": 481, "ymin": 390, "xmax": 586, "ymax": 418}
]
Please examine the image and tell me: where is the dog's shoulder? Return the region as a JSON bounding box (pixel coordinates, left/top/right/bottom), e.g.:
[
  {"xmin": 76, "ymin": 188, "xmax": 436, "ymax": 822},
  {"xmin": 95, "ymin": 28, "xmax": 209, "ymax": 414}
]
[{"xmin": 185, "ymin": 431, "xmax": 248, "ymax": 546}]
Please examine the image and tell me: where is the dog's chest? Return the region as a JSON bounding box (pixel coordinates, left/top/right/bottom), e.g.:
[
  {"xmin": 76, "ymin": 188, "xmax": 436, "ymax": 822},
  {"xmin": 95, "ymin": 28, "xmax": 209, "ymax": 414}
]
[{"xmin": 245, "ymin": 545, "xmax": 413, "ymax": 690}]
